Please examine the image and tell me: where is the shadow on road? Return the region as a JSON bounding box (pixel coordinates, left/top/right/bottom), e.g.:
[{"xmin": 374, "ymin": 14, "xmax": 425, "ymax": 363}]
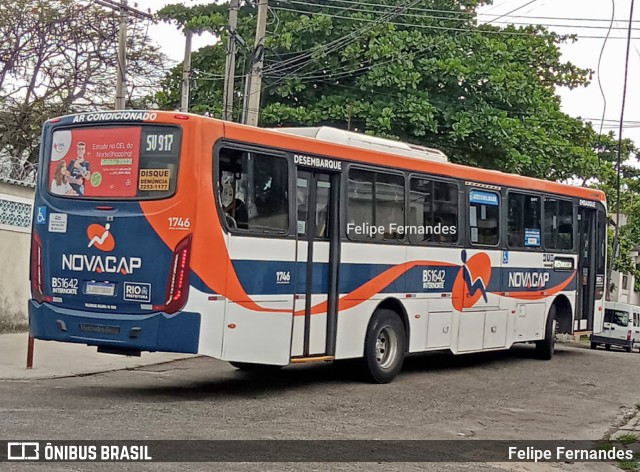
[{"xmin": 70, "ymin": 344, "xmax": 583, "ymax": 401}]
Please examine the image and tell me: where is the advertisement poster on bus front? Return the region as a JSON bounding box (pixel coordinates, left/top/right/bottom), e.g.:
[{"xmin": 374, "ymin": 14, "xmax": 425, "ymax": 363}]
[{"xmin": 49, "ymin": 127, "xmax": 141, "ymax": 198}]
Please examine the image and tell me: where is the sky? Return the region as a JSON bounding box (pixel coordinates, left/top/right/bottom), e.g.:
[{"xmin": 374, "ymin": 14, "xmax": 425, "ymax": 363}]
[{"xmin": 132, "ymin": 0, "xmax": 640, "ymax": 147}]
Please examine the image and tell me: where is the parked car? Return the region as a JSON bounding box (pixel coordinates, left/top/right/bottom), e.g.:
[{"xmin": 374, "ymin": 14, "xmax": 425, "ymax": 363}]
[{"xmin": 590, "ymin": 302, "xmax": 640, "ymax": 352}]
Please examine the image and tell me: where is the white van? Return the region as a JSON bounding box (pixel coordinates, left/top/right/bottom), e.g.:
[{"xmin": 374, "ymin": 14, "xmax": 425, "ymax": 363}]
[{"xmin": 590, "ymin": 302, "xmax": 640, "ymax": 352}]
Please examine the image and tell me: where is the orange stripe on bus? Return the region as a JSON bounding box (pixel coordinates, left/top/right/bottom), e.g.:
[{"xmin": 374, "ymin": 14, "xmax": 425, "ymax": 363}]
[{"xmin": 293, "ymin": 261, "xmax": 457, "ymax": 316}]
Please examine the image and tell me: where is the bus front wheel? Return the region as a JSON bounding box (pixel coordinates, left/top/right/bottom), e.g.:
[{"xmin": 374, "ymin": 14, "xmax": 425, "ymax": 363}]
[
  {"xmin": 535, "ymin": 305, "xmax": 557, "ymax": 360},
  {"xmin": 361, "ymin": 309, "xmax": 406, "ymax": 384}
]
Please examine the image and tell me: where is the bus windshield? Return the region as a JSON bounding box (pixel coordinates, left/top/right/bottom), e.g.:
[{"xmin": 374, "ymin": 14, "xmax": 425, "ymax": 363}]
[{"xmin": 47, "ymin": 125, "xmax": 181, "ymax": 199}]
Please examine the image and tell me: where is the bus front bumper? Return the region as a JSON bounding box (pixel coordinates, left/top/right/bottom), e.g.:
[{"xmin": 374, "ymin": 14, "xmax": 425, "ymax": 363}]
[{"xmin": 28, "ymin": 301, "xmax": 201, "ymax": 354}]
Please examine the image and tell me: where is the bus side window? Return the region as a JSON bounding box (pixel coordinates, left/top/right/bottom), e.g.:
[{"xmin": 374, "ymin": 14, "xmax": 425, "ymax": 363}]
[
  {"xmin": 347, "ymin": 168, "xmax": 404, "ymax": 241},
  {"xmin": 507, "ymin": 192, "xmax": 541, "ymax": 249},
  {"xmin": 544, "ymin": 197, "xmax": 573, "ymax": 251},
  {"xmin": 468, "ymin": 189, "xmax": 500, "ymax": 246},
  {"xmin": 217, "ymin": 148, "xmax": 289, "ymax": 234},
  {"xmin": 409, "ymin": 177, "xmax": 458, "ymax": 244}
]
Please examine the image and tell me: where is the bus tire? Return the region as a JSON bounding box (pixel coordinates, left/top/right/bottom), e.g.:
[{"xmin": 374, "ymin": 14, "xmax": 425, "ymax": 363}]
[
  {"xmin": 229, "ymin": 361, "xmax": 282, "ymax": 372},
  {"xmin": 590, "ymin": 342, "xmax": 597, "ymax": 350},
  {"xmin": 361, "ymin": 308, "xmax": 406, "ymax": 384},
  {"xmin": 605, "ymin": 344, "xmax": 611, "ymax": 351},
  {"xmin": 535, "ymin": 305, "xmax": 557, "ymax": 360},
  {"xmin": 626, "ymin": 343, "xmax": 633, "ymax": 353}
]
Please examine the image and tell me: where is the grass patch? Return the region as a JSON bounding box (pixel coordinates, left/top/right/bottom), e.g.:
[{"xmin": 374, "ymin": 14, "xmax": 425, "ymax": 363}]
[
  {"xmin": 0, "ymin": 297, "xmax": 29, "ymax": 333},
  {"xmin": 0, "ymin": 318, "xmax": 28, "ymax": 334},
  {"xmin": 617, "ymin": 460, "xmax": 640, "ymax": 471},
  {"xmin": 598, "ymin": 439, "xmax": 640, "ymax": 471},
  {"xmin": 618, "ymin": 434, "xmax": 640, "ymax": 446}
]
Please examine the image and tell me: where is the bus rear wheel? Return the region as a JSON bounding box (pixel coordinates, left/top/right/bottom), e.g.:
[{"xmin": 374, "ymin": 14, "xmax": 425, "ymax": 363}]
[
  {"xmin": 535, "ymin": 305, "xmax": 557, "ymax": 360},
  {"xmin": 361, "ymin": 309, "xmax": 406, "ymax": 384}
]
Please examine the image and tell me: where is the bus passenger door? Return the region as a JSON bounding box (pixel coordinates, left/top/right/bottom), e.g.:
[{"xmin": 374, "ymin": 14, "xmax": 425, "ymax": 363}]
[
  {"xmin": 292, "ymin": 170, "xmax": 340, "ymax": 359},
  {"xmin": 576, "ymin": 207, "xmax": 597, "ymax": 332},
  {"xmin": 457, "ymin": 187, "xmax": 505, "ymax": 352}
]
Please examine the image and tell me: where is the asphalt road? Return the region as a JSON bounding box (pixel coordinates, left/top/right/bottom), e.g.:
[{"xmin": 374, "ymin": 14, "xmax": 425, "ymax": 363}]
[{"xmin": 2, "ymin": 343, "xmax": 639, "ymax": 472}]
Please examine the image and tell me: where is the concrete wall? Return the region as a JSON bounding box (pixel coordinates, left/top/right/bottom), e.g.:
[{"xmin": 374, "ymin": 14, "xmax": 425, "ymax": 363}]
[
  {"xmin": 0, "ymin": 179, "xmax": 34, "ymax": 331},
  {"xmin": 610, "ymin": 248, "xmax": 640, "ymax": 306}
]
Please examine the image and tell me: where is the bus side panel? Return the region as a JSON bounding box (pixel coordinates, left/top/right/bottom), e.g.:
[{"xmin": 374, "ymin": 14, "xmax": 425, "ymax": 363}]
[
  {"xmin": 502, "ymin": 251, "xmax": 547, "ymax": 344},
  {"xmin": 183, "ymin": 284, "xmax": 225, "ymax": 358},
  {"xmin": 221, "ymin": 236, "xmax": 296, "ymax": 366},
  {"xmin": 502, "ymin": 251, "xmax": 577, "ymax": 346},
  {"xmin": 404, "ymin": 245, "xmax": 461, "ymax": 353},
  {"xmin": 334, "ymin": 243, "xmax": 407, "ymax": 360}
]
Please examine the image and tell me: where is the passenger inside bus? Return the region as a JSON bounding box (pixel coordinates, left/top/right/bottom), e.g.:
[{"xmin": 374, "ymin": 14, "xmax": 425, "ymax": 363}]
[{"xmin": 219, "ymin": 173, "xmax": 248, "ymax": 229}]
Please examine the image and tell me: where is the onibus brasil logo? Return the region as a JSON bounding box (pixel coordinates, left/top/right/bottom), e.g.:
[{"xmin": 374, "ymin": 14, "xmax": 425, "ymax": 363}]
[{"xmin": 62, "ymin": 223, "xmax": 141, "ymax": 275}]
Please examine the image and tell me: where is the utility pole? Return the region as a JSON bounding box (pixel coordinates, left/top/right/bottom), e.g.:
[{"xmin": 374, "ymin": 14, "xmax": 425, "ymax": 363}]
[
  {"xmin": 222, "ymin": 0, "xmax": 241, "ymax": 121},
  {"xmin": 244, "ymin": 0, "xmax": 268, "ymax": 126},
  {"xmin": 92, "ymin": 0, "xmax": 153, "ymax": 109},
  {"xmin": 180, "ymin": 31, "xmax": 193, "ymax": 112},
  {"xmin": 115, "ymin": 0, "xmax": 128, "ymax": 110}
]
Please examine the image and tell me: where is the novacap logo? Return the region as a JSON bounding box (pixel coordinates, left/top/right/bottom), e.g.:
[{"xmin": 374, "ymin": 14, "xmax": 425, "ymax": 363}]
[
  {"xmin": 452, "ymin": 250, "xmax": 491, "ymax": 311},
  {"xmin": 87, "ymin": 223, "xmax": 115, "ymax": 252},
  {"xmin": 62, "ymin": 223, "xmax": 141, "ymax": 275}
]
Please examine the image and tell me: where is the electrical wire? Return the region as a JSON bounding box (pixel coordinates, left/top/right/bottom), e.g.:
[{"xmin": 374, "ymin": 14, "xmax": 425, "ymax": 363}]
[
  {"xmin": 485, "ymin": 0, "xmax": 540, "ymax": 24},
  {"xmin": 278, "ymin": 0, "xmax": 640, "ymax": 24},
  {"xmin": 611, "ymin": 0, "xmax": 636, "ymax": 282},
  {"xmin": 280, "ymin": 0, "xmax": 640, "ymax": 31},
  {"xmin": 264, "ymin": 0, "xmax": 421, "ymax": 82},
  {"xmin": 262, "ymin": 0, "xmax": 383, "ymax": 74},
  {"xmin": 270, "ymin": 4, "xmax": 640, "ymax": 40},
  {"xmin": 264, "ymin": 4, "xmax": 404, "ymax": 76},
  {"xmin": 594, "ymin": 0, "xmax": 616, "ymax": 169}
]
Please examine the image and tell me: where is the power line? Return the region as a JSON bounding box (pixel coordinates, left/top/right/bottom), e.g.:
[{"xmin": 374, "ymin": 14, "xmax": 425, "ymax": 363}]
[
  {"xmin": 485, "ymin": 0, "xmax": 540, "ymax": 24},
  {"xmin": 264, "ymin": 0, "xmax": 421, "ymax": 81},
  {"xmin": 262, "ymin": 0, "xmax": 385, "ymax": 75},
  {"xmin": 282, "ymin": 0, "xmax": 640, "ymax": 24},
  {"xmin": 279, "ymin": 0, "xmax": 640, "ymax": 31},
  {"xmin": 594, "ymin": 0, "xmax": 616, "ymax": 171},
  {"xmin": 269, "ymin": 5, "xmax": 640, "ymax": 40},
  {"xmin": 611, "ymin": 0, "xmax": 636, "ymax": 286}
]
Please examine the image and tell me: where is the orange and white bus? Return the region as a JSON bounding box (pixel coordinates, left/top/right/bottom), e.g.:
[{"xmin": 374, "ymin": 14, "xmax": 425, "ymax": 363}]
[{"xmin": 29, "ymin": 111, "xmax": 607, "ymax": 383}]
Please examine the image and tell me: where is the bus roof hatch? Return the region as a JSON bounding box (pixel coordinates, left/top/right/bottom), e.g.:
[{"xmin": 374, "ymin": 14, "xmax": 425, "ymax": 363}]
[{"xmin": 268, "ymin": 126, "xmax": 448, "ymax": 163}]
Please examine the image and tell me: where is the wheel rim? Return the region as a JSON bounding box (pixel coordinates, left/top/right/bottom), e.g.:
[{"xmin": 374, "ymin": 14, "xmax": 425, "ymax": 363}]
[{"xmin": 375, "ymin": 326, "xmax": 398, "ymax": 369}]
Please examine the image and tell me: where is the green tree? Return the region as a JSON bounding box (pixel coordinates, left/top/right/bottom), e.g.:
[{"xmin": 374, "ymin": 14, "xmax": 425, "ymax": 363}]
[
  {"xmin": 593, "ymin": 135, "xmax": 640, "ymax": 293},
  {"xmin": 157, "ymin": 0, "xmax": 605, "ymax": 181}
]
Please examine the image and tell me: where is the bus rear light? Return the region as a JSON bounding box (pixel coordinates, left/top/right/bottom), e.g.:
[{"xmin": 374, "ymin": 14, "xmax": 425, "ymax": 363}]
[
  {"xmin": 30, "ymin": 232, "xmax": 44, "ymax": 303},
  {"xmin": 174, "ymin": 114, "xmax": 190, "ymax": 120},
  {"xmin": 627, "ymin": 330, "xmax": 632, "ymax": 341},
  {"xmin": 163, "ymin": 234, "xmax": 192, "ymax": 315}
]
